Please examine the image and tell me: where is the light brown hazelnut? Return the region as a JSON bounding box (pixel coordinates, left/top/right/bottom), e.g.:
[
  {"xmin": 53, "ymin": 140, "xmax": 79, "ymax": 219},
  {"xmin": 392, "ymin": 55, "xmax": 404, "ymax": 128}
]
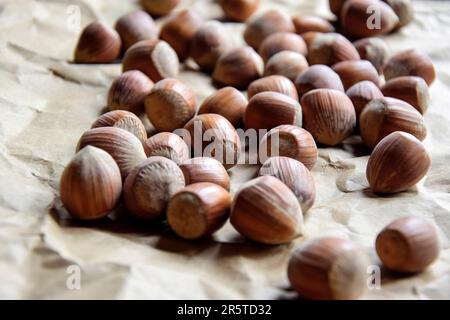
[
  {"xmin": 332, "ymin": 59, "xmax": 380, "ymax": 90},
  {"xmin": 248, "ymin": 75, "xmax": 298, "ymax": 100},
  {"xmin": 218, "ymin": 0, "xmax": 260, "ymax": 22},
  {"xmin": 140, "ymin": 0, "xmax": 179, "ymax": 17},
  {"xmin": 292, "ymin": 15, "xmax": 335, "ymax": 34},
  {"xmin": 258, "ymin": 32, "xmax": 308, "ymax": 62},
  {"xmin": 346, "ymin": 80, "xmax": 384, "ymax": 120},
  {"xmin": 143, "ymin": 132, "xmax": 190, "ymax": 164},
  {"xmin": 264, "ymin": 51, "xmax": 309, "ymax": 83},
  {"xmin": 115, "ymin": 10, "xmax": 157, "ymax": 51},
  {"xmin": 180, "ymin": 157, "xmax": 230, "ymax": 191},
  {"xmin": 381, "ymin": 76, "xmax": 430, "ymax": 114},
  {"xmin": 353, "ymin": 37, "xmax": 389, "ymax": 74},
  {"xmin": 295, "ymin": 64, "xmax": 344, "ymax": 100},
  {"xmin": 308, "ymin": 33, "xmax": 360, "ymax": 66}
]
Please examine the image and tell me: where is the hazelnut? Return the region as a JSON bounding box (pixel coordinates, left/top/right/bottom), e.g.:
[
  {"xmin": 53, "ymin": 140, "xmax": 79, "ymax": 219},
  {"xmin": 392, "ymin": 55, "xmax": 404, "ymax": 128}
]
[
  {"xmin": 91, "ymin": 110, "xmax": 148, "ymax": 144},
  {"xmin": 383, "ymin": 49, "xmax": 436, "ymax": 86},
  {"xmin": 346, "ymin": 80, "xmax": 383, "ymax": 120},
  {"xmin": 77, "ymin": 127, "xmax": 147, "ymax": 179},
  {"xmin": 259, "ymin": 125, "xmax": 318, "ymax": 170},
  {"xmin": 366, "ymin": 131, "xmax": 431, "ymax": 193},
  {"xmin": 243, "ymin": 9, "xmax": 295, "ymax": 50},
  {"xmin": 292, "ymin": 15, "xmax": 335, "ymax": 34},
  {"xmin": 244, "ymin": 92, "xmax": 302, "ymax": 131},
  {"xmin": 122, "ymin": 39, "xmax": 179, "ymax": 82},
  {"xmin": 124, "ymin": 156, "xmax": 185, "ymax": 220},
  {"xmin": 376, "ymin": 216, "xmax": 439, "ymax": 273},
  {"xmin": 60, "ymin": 146, "xmax": 122, "ymax": 220},
  {"xmin": 190, "ymin": 21, "xmax": 229, "ymax": 72},
  {"xmin": 295, "ymin": 65, "xmax": 344, "ymax": 100},
  {"xmin": 140, "ymin": 0, "xmax": 179, "ymax": 17},
  {"xmin": 301, "ymin": 32, "xmax": 323, "ymax": 49},
  {"xmin": 143, "ymin": 132, "xmax": 190, "ymax": 164},
  {"xmin": 184, "ymin": 114, "xmax": 241, "ymax": 170},
  {"xmin": 341, "ymin": 0, "xmax": 399, "ymax": 38},
  {"xmin": 74, "ymin": 22, "xmax": 121, "ymax": 63},
  {"xmin": 288, "ymin": 237, "xmax": 370, "ymax": 300},
  {"xmin": 198, "ymin": 87, "xmax": 247, "ymax": 128},
  {"xmin": 308, "ymin": 33, "xmax": 360, "ymax": 66},
  {"xmin": 107, "ymin": 70, "xmax": 154, "ymax": 114},
  {"xmin": 381, "ymin": 76, "xmax": 430, "ymax": 114},
  {"xmin": 259, "ymin": 156, "xmax": 316, "ymax": 212},
  {"xmin": 329, "ymin": 0, "xmax": 347, "ymax": 17},
  {"xmin": 248, "ymin": 75, "xmax": 298, "ymax": 100},
  {"xmin": 180, "ymin": 157, "xmax": 230, "ymax": 191},
  {"xmin": 301, "ymin": 89, "xmax": 356, "ymax": 146},
  {"xmin": 145, "ymin": 78, "xmax": 197, "ymax": 132},
  {"xmin": 160, "ymin": 9, "xmax": 202, "ymax": 61},
  {"xmin": 353, "ymin": 37, "xmax": 389, "ymax": 74},
  {"xmin": 383, "ymin": 0, "xmax": 414, "ymax": 28},
  {"xmin": 167, "ymin": 182, "xmax": 231, "ymax": 239},
  {"xmin": 230, "ymin": 176, "xmax": 303, "ymax": 245},
  {"xmin": 258, "ymin": 32, "xmax": 308, "ymax": 62},
  {"xmin": 332, "ymin": 59, "xmax": 380, "ymax": 90},
  {"xmin": 359, "ymin": 97, "xmax": 427, "ymax": 148},
  {"xmin": 115, "ymin": 10, "xmax": 157, "ymax": 51},
  {"xmin": 212, "ymin": 47, "xmax": 263, "ymax": 89},
  {"xmin": 218, "ymin": 0, "xmax": 260, "ymax": 22},
  {"xmin": 264, "ymin": 51, "xmax": 309, "ymax": 83}
]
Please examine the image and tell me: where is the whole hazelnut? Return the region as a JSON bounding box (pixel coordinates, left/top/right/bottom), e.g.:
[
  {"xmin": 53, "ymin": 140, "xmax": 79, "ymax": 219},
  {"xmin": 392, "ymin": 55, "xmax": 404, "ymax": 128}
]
[
  {"xmin": 301, "ymin": 32, "xmax": 323, "ymax": 49},
  {"xmin": 329, "ymin": 0, "xmax": 347, "ymax": 17},
  {"xmin": 231, "ymin": 176, "xmax": 303, "ymax": 245},
  {"xmin": 341, "ymin": 0, "xmax": 399, "ymax": 38},
  {"xmin": 295, "ymin": 65, "xmax": 344, "ymax": 100},
  {"xmin": 180, "ymin": 157, "xmax": 230, "ymax": 191},
  {"xmin": 218, "ymin": 0, "xmax": 260, "ymax": 22},
  {"xmin": 353, "ymin": 37, "xmax": 389, "ymax": 74},
  {"xmin": 60, "ymin": 146, "xmax": 122, "ymax": 220},
  {"xmin": 124, "ymin": 156, "xmax": 185, "ymax": 220},
  {"xmin": 74, "ymin": 22, "xmax": 121, "ymax": 63},
  {"xmin": 381, "ymin": 76, "xmax": 430, "ymax": 114},
  {"xmin": 248, "ymin": 75, "xmax": 298, "ymax": 100},
  {"xmin": 264, "ymin": 51, "xmax": 309, "ymax": 83},
  {"xmin": 77, "ymin": 127, "xmax": 147, "ymax": 179},
  {"xmin": 332, "ymin": 59, "xmax": 380, "ymax": 90},
  {"xmin": 140, "ymin": 0, "xmax": 179, "ymax": 17},
  {"xmin": 143, "ymin": 132, "xmax": 190, "ymax": 164},
  {"xmin": 190, "ymin": 21, "xmax": 229, "ymax": 72},
  {"xmin": 160, "ymin": 9, "xmax": 202, "ymax": 61},
  {"xmin": 259, "ymin": 125, "xmax": 318, "ymax": 170},
  {"xmin": 122, "ymin": 39, "xmax": 179, "ymax": 82},
  {"xmin": 346, "ymin": 80, "xmax": 383, "ymax": 120},
  {"xmin": 383, "ymin": 0, "xmax": 414, "ymax": 28},
  {"xmin": 167, "ymin": 182, "xmax": 231, "ymax": 239},
  {"xmin": 213, "ymin": 47, "xmax": 263, "ymax": 89},
  {"xmin": 244, "ymin": 92, "xmax": 302, "ymax": 131},
  {"xmin": 258, "ymin": 32, "xmax": 308, "ymax": 62},
  {"xmin": 115, "ymin": 10, "xmax": 157, "ymax": 51},
  {"xmin": 145, "ymin": 78, "xmax": 197, "ymax": 132},
  {"xmin": 91, "ymin": 110, "xmax": 148, "ymax": 144},
  {"xmin": 301, "ymin": 89, "xmax": 356, "ymax": 146},
  {"xmin": 243, "ymin": 9, "xmax": 295, "ymax": 49},
  {"xmin": 366, "ymin": 131, "xmax": 431, "ymax": 194},
  {"xmin": 383, "ymin": 49, "xmax": 436, "ymax": 86},
  {"xmin": 288, "ymin": 237, "xmax": 370, "ymax": 300},
  {"xmin": 292, "ymin": 15, "xmax": 335, "ymax": 34},
  {"xmin": 107, "ymin": 70, "xmax": 154, "ymax": 114},
  {"xmin": 259, "ymin": 156, "xmax": 316, "ymax": 212},
  {"xmin": 359, "ymin": 97, "xmax": 427, "ymax": 148},
  {"xmin": 184, "ymin": 114, "xmax": 242, "ymax": 170},
  {"xmin": 376, "ymin": 216, "xmax": 439, "ymax": 273},
  {"xmin": 308, "ymin": 33, "xmax": 360, "ymax": 66},
  {"xmin": 198, "ymin": 87, "xmax": 247, "ymax": 128}
]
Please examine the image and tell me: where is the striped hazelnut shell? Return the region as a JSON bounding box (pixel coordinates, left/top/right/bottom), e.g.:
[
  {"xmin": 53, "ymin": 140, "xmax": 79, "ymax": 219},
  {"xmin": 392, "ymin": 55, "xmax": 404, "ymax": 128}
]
[
  {"xmin": 353, "ymin": 37, "xmax": 389, "ymax": 74},
  {"xmin": 308, "ymin": 33, "xmax": 360, "ymax": 66},
  {"xmin": 295, "ymin": 64, "xmax": 345, "ymax": 99},
  {"xmin": 115, "ymin": 10, "xmax": 157, "ymax": 51},
  {"xmin": 381, "ymin": 76, "xmax": 430, "ymax": 114},
  {"xmin": 346, "ymin": 80, "xmax": 384, "ymax": 119},
  {"xmin": 292, "ymin": 15, "xmax": 335, "ymax": 34},
  {"xmin": 332, "ymin": 59, "xmax": 380, "ymax": 90},
  {"xmin": 258, "ymin": 32, "xmax": 308, "ymax": 62},
  {"xmin": 264, "ymin": 51, "xmax": 309, "ymax": 83},
  {"xmin": 180, "ymin": 157, "xmax": 230, "ymax": 191},
  {"xmin": 248, "ymin": 75, "xmax": 299, "ymax": 100},
  {"xmin": 143, "ymin": 132, "xmax": 190, "ymax": 164}
]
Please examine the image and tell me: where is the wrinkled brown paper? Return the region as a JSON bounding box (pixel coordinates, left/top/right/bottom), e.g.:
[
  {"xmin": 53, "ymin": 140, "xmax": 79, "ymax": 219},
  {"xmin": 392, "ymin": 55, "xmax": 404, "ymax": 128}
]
[{"xmin": 0, "ymin": 0, "xmax": 449, "ymax": 299}]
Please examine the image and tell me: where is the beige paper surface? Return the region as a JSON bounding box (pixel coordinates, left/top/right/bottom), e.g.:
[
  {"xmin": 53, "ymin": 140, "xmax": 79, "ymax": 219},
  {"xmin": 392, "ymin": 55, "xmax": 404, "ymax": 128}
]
[{"xmin": 0, "ymin": 0, "xmax": 449, "ymax": 299}]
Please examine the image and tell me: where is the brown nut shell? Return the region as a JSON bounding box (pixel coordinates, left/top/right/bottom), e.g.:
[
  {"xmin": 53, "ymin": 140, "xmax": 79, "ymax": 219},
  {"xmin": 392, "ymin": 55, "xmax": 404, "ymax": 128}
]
[
  {"xmin": 143, "ymin": 132, "xmax": 190, "ymax": 164},
  {"xmin": 381, "ymin": 76, "xmax": 430, "ymax": 114},
  {"xmin": 219, "ymin": 0, "xmax": 260, "ymax": 22},
  {"xmin": 248, "ymin": 75, "xmax": 298, "ymax": 100},
  {"xmin": 115, "ymin": 10, "xmax": 157, "ymax": 51},
  {"xmin": 353, "ymin": 37, "xmax": 389, "ymax": 74},
  {"xmin": 293, "ymin": 15, "xmax": 335, "ymax": 34},
  {"xmin": 140, "ymin": 0, "xmax": 179, "ymax": 17},
  {"xmin": 332, "ymin": 59, "xmax": 380, "ymax": 90},
  {"xmin": 180, "ymin": 157, "xmax": 230, "ymax": 191},
  {"xmin": 383, "ymin": 0, "xmax": 414, "ymax": 28},
  {"xmin": 295, "ymin": 64, "xmax": 345, "ymax": 99},
  {"xmin": 329, "ymin": 0, "xmax": 347, "ymax": 17},
  {"xmin": 346, "ymin": 80, "xmax": 384, "ymax": 119},
  {"xmin": 308, "ymin": 33, "xmax": 360, "ymax": 66},
  {"xmin": 264, "ymin": 51, "xmax": 309, "ymax": 83},
  {"xmin": 258, "ymin": 32, "xmax": 308, "ymax": 62}
]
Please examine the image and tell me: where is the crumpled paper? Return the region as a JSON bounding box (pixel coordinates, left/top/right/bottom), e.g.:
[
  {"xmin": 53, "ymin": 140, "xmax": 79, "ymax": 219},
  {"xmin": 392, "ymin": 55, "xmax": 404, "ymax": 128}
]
[{"xmin": 0, "ymin": 0, "xmax": 449, "ymax": 299}]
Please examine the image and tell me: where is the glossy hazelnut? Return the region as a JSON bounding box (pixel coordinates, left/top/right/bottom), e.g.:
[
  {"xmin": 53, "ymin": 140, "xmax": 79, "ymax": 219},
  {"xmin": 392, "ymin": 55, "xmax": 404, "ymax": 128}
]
[
  {"xmin": 308, "ymin": 33, "xmax": 360, "ymax": 66},
  {"xmin": 383, "ymin": 0, "xmax": 414, "ymax": 28},
  {"xmin": 376, "ymin": 216, "xmax": 439, "ymax": 273},
  {"xmin": 248, "ymin": 75, "xmax": 298, "ymax": 100},
  {"xmin": 74, "ymin": 22, "xmax": 121, "ymax": 63},
  {"xmin": 258, "ymin": 32, "xmax": 308, "ymax": 62},
  {"xmin": 301, "ymin": 89, "xmax": 356, "ymax": 146},
  {"xmin": 244, "ymin": 92, "xmax": 302, "ymax": 131},
  {"xmin": 60, "ymin": 146, "xmax": 122, "ymax": 220},
  {"xmin": 381, "ymin": 76, "xmax": 430, "ymax": 114},
  {"xmin": 140, "ymin": 0, "xmax": 179, "ymax": 17},
  {"xmin": 198, "ymin": 87, "xmax": 247, "ymax": 128},
  {"xmin": 231, "ymin": 176, "xmax": 303, "ymax": 245},
  {"xmin": 145, "ymin": 78, "xmax": 197, "ymax": 132},
  {"xmin": 293, "ymin": 15, "xmax": 335, "ymax": 34},
  {"xmin": 259, "ymin": 156, "xmax": 316, "ymax": 212},
  {"xmin": 167, "ymin": 182, "xmax": 231, "ymax": 239},
  {"xmin": 122, "ymin": 39, "xmax": 179, "ymax": 82},
  {"xmin": 295, "ymin": 65, "xmax": 344, "ymax": 100},
  {"xmin": 359, "ymin": 97, "xmax": 427, "ymax": 148},
  {"xmin": 346, "ymin": 80, "xmax": 383, "ymax": 119},
  {"xmin": 264, "ymin": 51, "xmax": 309, "ymax": 83},
  {"xmin": 353, "ymin": 37, "xmax": 389, "ymax": 74},
  {"xmin": 143, "ymin": 132, "xmax": 190, "ymax": 164},
  {"xmin": 366, "ymin": 131, "xmax": 431, "ymax": 193},
  {"xmin": 115, "ymin": 10, "xmax": 157, "ymax": 51},
  {"xmin": 219, "ymin": 0, "xmax": 260, "ymax": 22},
  {"xmin": 124, "ymin": 156, "xmax": 185, "ymax": 220},
  {"xmin": 332, "ymin": 59, "xmax": 380, "ymax": 90},
  {"xmin": 288, "ymin": 237, "xmax": 370, "ymax": 300},
  {"xmin": 180, "ymin": 157, "xmax": 230, "ymax": 191}
]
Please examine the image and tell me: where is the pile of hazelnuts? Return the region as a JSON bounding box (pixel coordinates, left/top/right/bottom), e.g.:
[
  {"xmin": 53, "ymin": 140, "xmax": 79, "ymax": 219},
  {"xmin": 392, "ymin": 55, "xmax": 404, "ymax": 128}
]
[{"xmin": 61, "ymin": 0, "xmax": 441, "ymax": 300}]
